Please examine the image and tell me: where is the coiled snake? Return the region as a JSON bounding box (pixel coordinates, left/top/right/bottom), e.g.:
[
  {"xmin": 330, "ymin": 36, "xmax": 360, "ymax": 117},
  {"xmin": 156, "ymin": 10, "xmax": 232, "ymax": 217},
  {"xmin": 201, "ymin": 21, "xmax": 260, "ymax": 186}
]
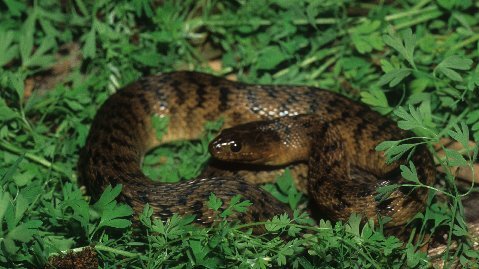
[{"xmin": 78, "ymin": 71, "xmax": 435, "ymax": 227}]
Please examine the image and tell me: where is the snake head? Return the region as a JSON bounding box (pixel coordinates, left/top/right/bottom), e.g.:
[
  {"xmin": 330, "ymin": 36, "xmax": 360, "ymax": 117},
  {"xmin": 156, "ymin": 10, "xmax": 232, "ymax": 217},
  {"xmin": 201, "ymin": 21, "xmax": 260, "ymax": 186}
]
[{"xmin": 209, "ymin": 121, "xmax": 281, "ymax": 165}]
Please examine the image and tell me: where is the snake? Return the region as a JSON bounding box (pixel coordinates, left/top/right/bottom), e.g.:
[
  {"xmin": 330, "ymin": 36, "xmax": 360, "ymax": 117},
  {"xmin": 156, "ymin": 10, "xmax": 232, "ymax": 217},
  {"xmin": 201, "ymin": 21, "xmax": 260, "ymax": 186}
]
[{"xmin": 78, "ymin": 71, "xmax": 436, "ymax": 228}]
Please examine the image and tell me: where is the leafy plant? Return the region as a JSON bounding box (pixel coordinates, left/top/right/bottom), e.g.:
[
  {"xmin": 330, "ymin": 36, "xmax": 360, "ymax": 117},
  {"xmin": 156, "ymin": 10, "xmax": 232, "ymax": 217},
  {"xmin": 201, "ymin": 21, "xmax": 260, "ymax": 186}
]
[{"xmin": 0, "ymin": 0, "xmax": 478, "ymax": 268}]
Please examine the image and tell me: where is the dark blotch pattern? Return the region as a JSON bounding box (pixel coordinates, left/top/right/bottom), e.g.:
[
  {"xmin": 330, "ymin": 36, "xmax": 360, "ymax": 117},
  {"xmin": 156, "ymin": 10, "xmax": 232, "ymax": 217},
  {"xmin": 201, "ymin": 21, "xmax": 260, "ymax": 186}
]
[{"xmin": 78, "ymin": 71, "xmax": 436, "ymax": 230}]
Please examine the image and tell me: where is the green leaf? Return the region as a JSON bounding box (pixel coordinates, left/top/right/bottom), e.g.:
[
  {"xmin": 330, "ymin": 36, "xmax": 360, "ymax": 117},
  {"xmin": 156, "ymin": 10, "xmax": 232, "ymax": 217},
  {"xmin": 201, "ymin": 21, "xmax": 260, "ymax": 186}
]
[
  {"xmin": 279, "ymin": 169, "xmax": 302, "ymax": 209},
  {"xmin": 400, "ymin": 162, "xmax": 420, "ymax": 184},
  {"xmin": 3, "ymin": 0, "xmax": 26, "ymax": 16},
  {"xmin": 14, "ymin": 194, "xmax": 29, "ymax": 223},
  {"xmin": 383, "ymin": 28, "xmax": 416, "ymax": 68},
  {"xmin": 3, "ymin": 238, "xmax": 18, "ymax": 255},
  {"xmin": 376, "ymin": 184, "xmax": 400, "ymax": 202},
  {"xmin": 353, "ymin": 19, "xmax": 381, "ymax": 34},
  {"xmin": 375, "ymin": 140, "xmax": 399, "ymax": 152},
  {"xmin": 19, "ymin": 13, "xmax": 35, "ymax": 66},
  {"xmin": 434, "ymin": 55, "xmax": 473, "ymax": 81},
  {"xmin": 256, "ymin": 46, "xmax": 288, "ymax": 70},
  {"xmin": 350, "ymin": 20, "xmax": 384, "ymax": 54},
  {"xmin": 466, "ymin": 110, "xmax": 479, "ymax": 125},
  {"xmin": 220, "ymin": 195, "xmax": 252, "ymax": 218},
  {"xmin": 139, "ymin": 203, "xmax": 153, "ymax": 228},
  {"xmin": 394, "ymin": 105, "xmax": 426, "ymax": 131},
  {"xmin": 97, "ymin": 203, "xmax": 133, "ymax": 229},
  {"xmin": 345, "ymin": 213, "xmax": 362, "ymax": 236},
  {"xmin": 0, "ymin": 30, "xmax": 18, "ymax": 66},
  {"xmin": 410, "ymin": 77, "xmax": 431, "ymax": 93},
  {"xmin": 82, "ymin": 27, "xmax": 96, "ymax": 59},
  {"xmin": 444, "ymin": 148, "xmax": 468, "ymax": 167},
  {"xmin": 438, "ymin": 67, "xmax": 462, "ymax": 81},
  {"xmin": 0, "ymin": 97, "xmax": 18, "ymax": 121},
  {"xmin": 60, "ymin": 183, "xmax": 90, "ymax": 230},
  {"xmin": 132, "ymin": 0, "xmax": 153, "ymax": 17},
  {"xmin": 132, "ymin": 50, "xmax": 162, "ymax": 67},
  {"xmin": 383, "ymin": 143, "xmax": 416, "ymax": 163},
  {"xmin": 208, "ymin": 193, "xmax": 222, "ymax": 211},
  {"xmin": 265, "ymin": 214, "xmax": 290, "ymax": 232},
  {"xmin": 152, "ymin": 115, "xmax": 170, "ymax": 141},
  {"xmin": 7, "ymin": 220, "xmax": 42, "ymax": 242},
  {"xmin": 1, "ymin": 155, "xmax": 24, "ymax": 187},
  {"xmin": 23, "ymin": 36, "xmax": 55, "ymax": 68},
  {"xmin": 380, "ymin": 59, "xmax": 395, "ymax": 73},
  {"xmin": 263, "ymin": 169, "xmax": 303, "ymax": 208},
  {"xmin": 437, "ymin": 0, "xmax": 456, "ymax": 10},
  {"xmin": 378, "ymin": 68, "xmax": 411, "ymax": 87},
  {"xmin": 406, "ymin": 243, "xmax": 421, "ymax": 267},
  {"xmin": 360, "ymin": 88, "xmax": 392, "ymax": 115},
  {"xmin": 91, "ymin": 184, "xmax": 133, "ymax": 229},
  {"xmin": 452, "ymin": 223, "xmax": 469, "ymax": 236},
  {"xmin": 93, "ymin": 184, "xmax": 123, "ymax": 212},
  {"xmin": 447, "ymin": 122, "xmax": 471, "ymax": 151},
  {"xmin": 8, "ymin": 72, "xmax": 26, "ymax": 100},
  {"xmin": 0, "ymin": 192, "xmax": 11, "ymax": 222},
  {"xmin": 14, "ymin": 170, "xmax": 35, "ymax": 187},
  {"xmin": 383, "ymin": 237, "xmax": 403, "ymax": 256},
  {"xmin": 189, "ymin": 239, "xmax": 208, "ymax": 264},
  {"xmin": 100, "ymin": 217, "xmax": 131, "ymax": 229},
  {"xmin": 464, "ymin": 245, "xmax": 479, "ymax": 258}
]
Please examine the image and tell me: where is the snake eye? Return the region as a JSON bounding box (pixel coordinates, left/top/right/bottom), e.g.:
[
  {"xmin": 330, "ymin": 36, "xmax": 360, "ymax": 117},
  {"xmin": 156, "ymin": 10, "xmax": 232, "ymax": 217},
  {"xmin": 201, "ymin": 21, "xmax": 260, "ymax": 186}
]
[{"xmin": 230, "ymin": 142, "xmax": 242, "ymax": 153}]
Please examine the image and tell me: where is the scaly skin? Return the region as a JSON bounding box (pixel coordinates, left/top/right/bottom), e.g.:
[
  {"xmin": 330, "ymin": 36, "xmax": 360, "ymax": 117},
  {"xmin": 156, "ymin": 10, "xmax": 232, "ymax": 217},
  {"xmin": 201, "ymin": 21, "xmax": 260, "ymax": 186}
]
[
  {"xmin": 210, "ymin": 114, "xmax": 436, "ymax": 226},
  {"xmin": 78, "ymin": 71, "xmax": 435, "ymax": 227}
]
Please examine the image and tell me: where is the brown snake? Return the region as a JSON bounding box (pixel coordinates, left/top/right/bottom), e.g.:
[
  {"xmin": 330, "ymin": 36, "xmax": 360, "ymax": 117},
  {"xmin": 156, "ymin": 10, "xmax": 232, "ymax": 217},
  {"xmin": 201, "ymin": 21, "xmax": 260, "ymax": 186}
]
[{"xmin": 78, "ymin": 71, "xmax": 436, "ymax": 228}]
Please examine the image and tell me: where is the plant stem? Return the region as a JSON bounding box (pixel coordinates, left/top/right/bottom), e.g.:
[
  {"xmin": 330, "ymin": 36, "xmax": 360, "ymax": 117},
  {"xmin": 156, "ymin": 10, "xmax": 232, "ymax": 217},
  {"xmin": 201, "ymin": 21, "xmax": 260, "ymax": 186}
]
[
  {"xmin": 95, "ymin": 244, "xmax": 140, "ymax": 258},
  {"xmin": 0, "ymin": 139, "xmax": 70, "ymax": 176},
  {"xmin": 188, "ymin": 17, "xmax": 338, "ymax": 31},
  {"xmin": 309, "ymin": 54, "xmax": 341, "ymax": 80},
  {"xmin": 233, "ymin": 220, "xmax": 330, "ymax": 233},
  {"xmin": 339, "ymin": 238, "xmax": 381, "ymax": 269},
  {"xmin": 385, "ymin": 5, "xmax": 437, "ymax": 21},
  {"xmin": 394, "ymin": 10, "xmax": 442, "ymax": 30},
  {"xmin": 450, "ymin": 33, "xmax": 479, "ymax": 51}
]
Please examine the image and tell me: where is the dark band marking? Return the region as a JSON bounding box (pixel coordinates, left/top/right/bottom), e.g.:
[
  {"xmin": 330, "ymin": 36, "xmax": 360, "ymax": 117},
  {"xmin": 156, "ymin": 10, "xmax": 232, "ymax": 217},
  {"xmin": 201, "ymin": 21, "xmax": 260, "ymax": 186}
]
[
  {"xmin": 265, "ymin": 85, "xmax": 278, "ymax": 99},
  {"xmin": 332, "ymin": 201, "xmax": 347, "ymax": 211},
  {"xmin": 356, "ymin": 183, "xmax": 374, "ymax": 197},
  {"xmin": 79, "ymin": 71, "xmax": 435, "ymax": 230},
  {"xmin": 113, "ymin": 154, "xmax": 137, "ymax": 164},
  {"xmin": 137, "ymin": 190, "xmax": 150, "ymax": 203},
  {"xmin": 195, "ymin": 84, "xmax": 207, "ymax": 108},
  {"xmin": 137, "ymin": 93, "xmax": 151, "ymax": 114},
  {"xmin": 371, "ymin": 120, "xmax": 395, "ymax": 140},
  {"xmin": 219, "ymin": 86, "xmax": 230, "ymax": 111},
  {"xmin": 170, "ymin": 80, "xmax": 185, "ymax": 105},
  {"xmin": 192, "ymin": 201, "xmax": 204, "ymax": 213},
  {"xmin": 111, "ymin": 121, "xmax": 132, "ymax": 138},
  {"xmin": 108, "ymin": 135, "xmax": 135, "ymax": 148},
  {"xmin": 178, "ymin": 196, "xmax": 188, "ymax": 206}
]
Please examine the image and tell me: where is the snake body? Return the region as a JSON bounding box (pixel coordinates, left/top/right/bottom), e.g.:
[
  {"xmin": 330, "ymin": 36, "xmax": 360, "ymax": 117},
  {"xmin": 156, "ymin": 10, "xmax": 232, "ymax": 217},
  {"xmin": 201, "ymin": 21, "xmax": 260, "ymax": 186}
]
[{"xmin": 78, "ymin": 71, "xmax": 435, "ymax": 227}]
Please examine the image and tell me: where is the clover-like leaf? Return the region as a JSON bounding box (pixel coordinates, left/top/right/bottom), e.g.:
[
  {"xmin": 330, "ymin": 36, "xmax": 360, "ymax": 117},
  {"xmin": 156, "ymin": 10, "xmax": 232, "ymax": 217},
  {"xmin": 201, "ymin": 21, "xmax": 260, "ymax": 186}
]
[
  {"xmin": 400, "ymin": 162, "xmax": 420, "ymax": 184},
  {"xmin": 434, "ymin": 55, "xmax": 473, "ymax": 81},
  {"xmin": 383, "ymin": 28, "xmax": 416, "ymax": 68}
]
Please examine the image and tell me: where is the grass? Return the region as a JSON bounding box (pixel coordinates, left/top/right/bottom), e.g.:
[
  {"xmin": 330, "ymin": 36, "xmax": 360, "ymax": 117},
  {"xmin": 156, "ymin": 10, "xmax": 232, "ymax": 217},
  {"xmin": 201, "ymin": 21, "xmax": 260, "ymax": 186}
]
[{"xmin": 0, "ymin": 0, "xmax": 478, "ymax": 268}]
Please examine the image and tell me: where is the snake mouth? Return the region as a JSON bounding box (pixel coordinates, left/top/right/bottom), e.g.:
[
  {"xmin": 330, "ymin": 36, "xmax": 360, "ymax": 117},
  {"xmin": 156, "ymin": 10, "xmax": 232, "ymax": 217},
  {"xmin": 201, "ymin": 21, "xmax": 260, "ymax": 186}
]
[{"xmin": 208, "ymin": 136, "xmax": 274, "ymax": 164}]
